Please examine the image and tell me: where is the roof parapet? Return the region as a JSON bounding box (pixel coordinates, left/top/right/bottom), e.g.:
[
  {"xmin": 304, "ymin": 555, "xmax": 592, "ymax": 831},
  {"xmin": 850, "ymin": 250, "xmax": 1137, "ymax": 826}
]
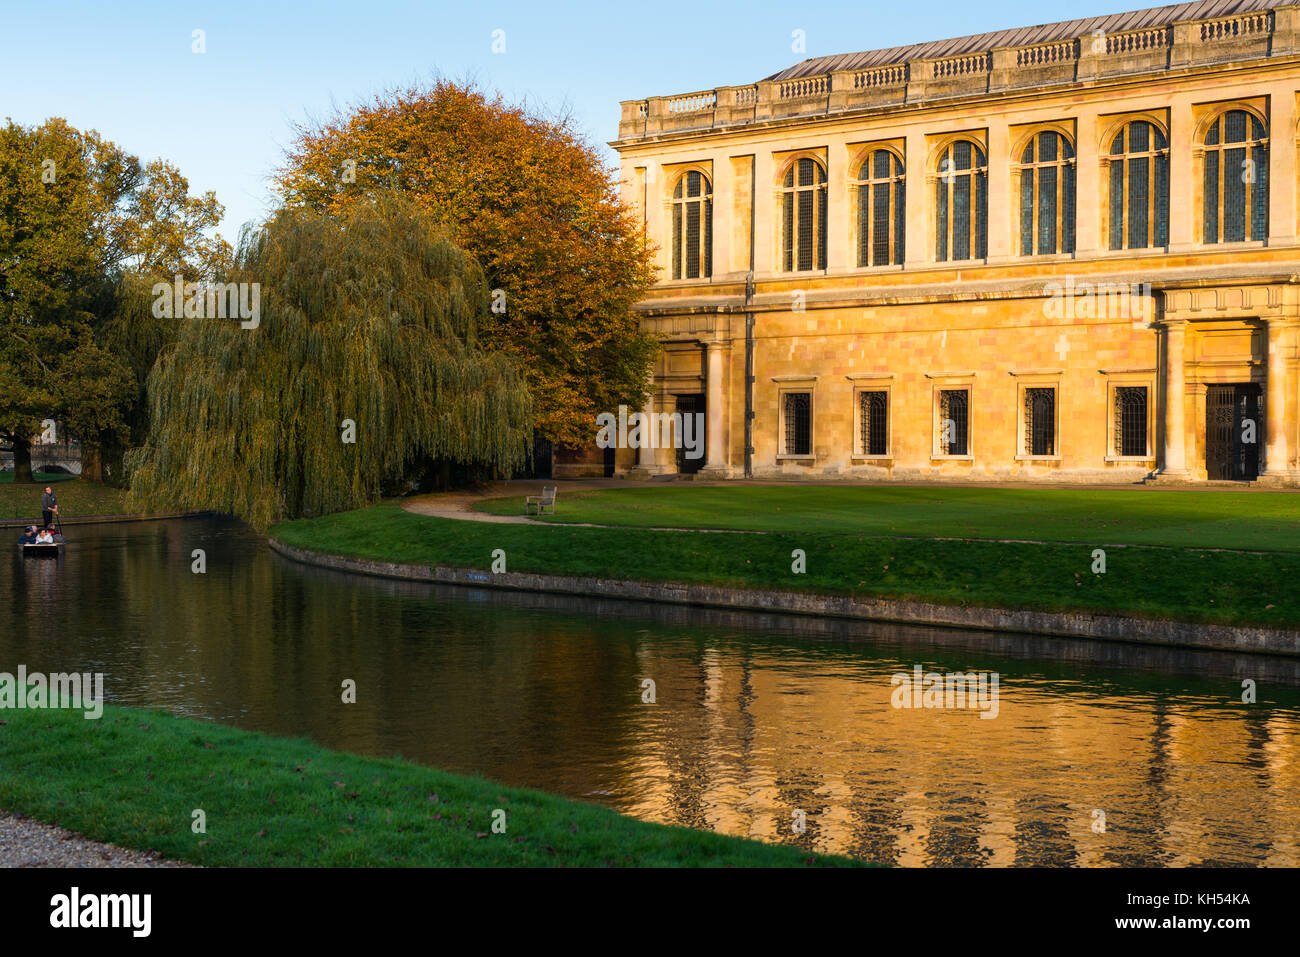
[{"xmin": 616, "ymin": 5, "xmax": 1295, "ymax": 143}]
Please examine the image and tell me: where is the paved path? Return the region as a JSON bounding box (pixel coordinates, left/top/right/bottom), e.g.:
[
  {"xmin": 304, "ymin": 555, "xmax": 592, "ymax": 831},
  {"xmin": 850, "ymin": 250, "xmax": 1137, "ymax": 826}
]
[{"xmin": 0, "ymin": 812, "xmax": 190, "ymax": 868}]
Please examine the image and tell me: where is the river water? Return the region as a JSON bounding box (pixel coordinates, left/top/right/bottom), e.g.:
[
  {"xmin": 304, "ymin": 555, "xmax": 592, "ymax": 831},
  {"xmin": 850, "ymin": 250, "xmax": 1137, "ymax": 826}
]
[{"xmin": 3, "ymin": 517, "xmax": 1298, "ymax": 866}]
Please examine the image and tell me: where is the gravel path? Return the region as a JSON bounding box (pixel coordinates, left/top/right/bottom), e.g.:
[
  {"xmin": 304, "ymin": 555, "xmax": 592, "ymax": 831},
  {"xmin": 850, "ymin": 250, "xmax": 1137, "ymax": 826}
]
[
  {"xmin": 400, "ymin": 479, "xmax": 688, "ymax": 524},
  {"xmin": 0, "ymin": 813, "xmax": 191, "ymax": 868}
]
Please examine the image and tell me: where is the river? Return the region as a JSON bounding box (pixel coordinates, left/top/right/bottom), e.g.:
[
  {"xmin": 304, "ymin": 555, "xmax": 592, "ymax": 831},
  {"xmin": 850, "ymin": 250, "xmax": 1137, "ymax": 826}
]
[{"xmin": 3, "ymin": 517, "xmax": 1298, "ymax": 866}]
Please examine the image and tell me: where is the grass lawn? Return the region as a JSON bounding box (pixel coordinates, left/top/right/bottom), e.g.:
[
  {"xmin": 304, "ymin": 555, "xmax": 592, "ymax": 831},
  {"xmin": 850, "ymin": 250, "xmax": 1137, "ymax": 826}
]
[
  {"xmin": 0, "ymin": 472, "xmax": 130, "ymax": 521},
  {"xmin": 0, "ymin": 699, "xmax": 854, "ymax": 867},
  {"xmin": 476, "ymin": 484, "xmax": 1300, "ymax": 552},
  {"xmin": 271, "ymin": 499, "xmax": 1300, "ymax": 628}
]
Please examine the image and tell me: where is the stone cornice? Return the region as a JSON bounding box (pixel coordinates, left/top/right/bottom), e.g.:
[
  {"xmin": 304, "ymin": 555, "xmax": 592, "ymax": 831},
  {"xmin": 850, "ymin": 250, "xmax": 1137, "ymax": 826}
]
[{"xmin": 614, "ymin": 6, "xmax": 1300, "ymax": 148}]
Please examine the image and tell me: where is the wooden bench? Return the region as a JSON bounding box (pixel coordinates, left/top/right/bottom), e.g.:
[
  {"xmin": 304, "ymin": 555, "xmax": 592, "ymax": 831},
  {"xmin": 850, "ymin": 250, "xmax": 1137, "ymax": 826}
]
[{"xmin": 525, "ymin": 486, "xmax": 557, "ymax": 516}]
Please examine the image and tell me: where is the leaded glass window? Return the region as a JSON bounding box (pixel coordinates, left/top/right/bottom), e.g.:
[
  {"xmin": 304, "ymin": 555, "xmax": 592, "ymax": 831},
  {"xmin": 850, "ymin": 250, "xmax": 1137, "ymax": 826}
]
[
  {"xmin": 938, "ymin": 389, "xmax": 969, "ymax": 456},
  {"xmin": 1202, "ymin": 110, "xmax": 1268, "ymax": 244},
  {"xmin": 1105, "ymin": 122, "xmax": 1169, "ymax": 250},
  {"xmin": 1024, "ymin": 387, "xmax": 1056, "ymax": 456},
  {"xmin": 1018, "ymin": 132, "xmax": 1075, "ymax": 256},
  {"xmin": 858, "ymin": 390, "xmax": 889, "ymax": 456},
  {"xmin": 857, "ymin": 150, "xmax": 905, "ymax": 267},
  {"xmin": 782, "ymin": 158, "xmax": 827, "ymax": 272},
  {"xmin": 935, "ymin": 142, "xmax": 987, "ymax": 262},
  {"xmin": 1115, "ymin": 386, "xmax": 1148, "ymax": 457},
  {"xmin": 783, "ymin": 392, "xmax": 812, "ymax": 455},
  {"xmin": 671, "ymin": 171, "xmax": 712, "ymax": 279}
]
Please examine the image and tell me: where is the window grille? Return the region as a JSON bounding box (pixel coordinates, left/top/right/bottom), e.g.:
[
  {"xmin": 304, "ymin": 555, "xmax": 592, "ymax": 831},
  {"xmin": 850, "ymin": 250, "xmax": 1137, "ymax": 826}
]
[
  {"xmin": 859, "ymin": 391, "xmax": 889, "ymax": 456},
  {"xmin": 1115, "ymin": 387, "xmax": 1148, "ymax": 456},
  {"xmin": 1105, "ymin": 121, "xmax": 1169, "ymax": 250},
  {"xmin": 1202, "ymin": 110, "xmax": 1268, "ymax": 244},
  {"xmin": 782, "ymin": 158, "xmax": 827, "ymax": 272},
  {"xmin": 1024, "ymin": 387, "xmax": 1056, "ymax": 456},
  {"xmin": 938, "ymin": 389, "xmax": 969, "ymax": 456},
  {"xmin": 857, "ymin": 150, "xmax": 905, "ymax": 267},
  {"xmin": 1018, "ymin": 132, "xmax": 1076, "ymax": 256},
  {"xmin": 935, "ymin": 141, "xmax": 987, "ymax": 262},
  {"xmin": 783, "ymin": 392, "xmax": 811, "ymax": 455},
  {"xmin": 671, "ymin": 171, "xmax": 713, "ymax": 279}
]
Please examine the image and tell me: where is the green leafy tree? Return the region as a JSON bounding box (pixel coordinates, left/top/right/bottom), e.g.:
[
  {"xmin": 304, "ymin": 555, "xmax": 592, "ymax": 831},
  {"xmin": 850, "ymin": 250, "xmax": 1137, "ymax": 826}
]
[
  {"xmin": 127, "ymin": 193, "xmax": 533, "ymax": 529},
  {"xmin": 0, "ymin": 118, "xmax": 129, "ymax": 483},
  {"xmin": 275, "ymin": 80, "xmax": 657, "ymax": 447},
  {"xmin": 0, "ymin": 116, "xmax": 230, "ymax": 484}
]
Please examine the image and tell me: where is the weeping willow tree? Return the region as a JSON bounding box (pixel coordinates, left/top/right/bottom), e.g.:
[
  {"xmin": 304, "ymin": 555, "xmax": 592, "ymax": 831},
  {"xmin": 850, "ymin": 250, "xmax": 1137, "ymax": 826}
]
[{"xmin": 127, "ymin": 193, "xmax": 533, "ymax": 528}]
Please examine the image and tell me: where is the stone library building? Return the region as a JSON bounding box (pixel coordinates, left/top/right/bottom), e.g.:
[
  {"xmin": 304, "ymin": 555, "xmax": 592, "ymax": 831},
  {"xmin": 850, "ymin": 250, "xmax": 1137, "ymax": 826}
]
[{"xmin": 593, "ymin": 0, "xmax": 1300, "ymax": 486}]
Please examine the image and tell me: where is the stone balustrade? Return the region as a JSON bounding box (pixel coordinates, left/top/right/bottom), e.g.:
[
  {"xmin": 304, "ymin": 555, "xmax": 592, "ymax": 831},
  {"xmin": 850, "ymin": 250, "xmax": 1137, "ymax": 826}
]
[{"xmin": 617, "ymin": 6, "xmax": 1300, "ymax": 140}]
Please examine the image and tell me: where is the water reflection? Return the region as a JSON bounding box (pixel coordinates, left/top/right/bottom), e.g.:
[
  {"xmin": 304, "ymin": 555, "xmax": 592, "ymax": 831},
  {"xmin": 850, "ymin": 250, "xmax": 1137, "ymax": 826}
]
[{"xmin": 1, "ymin": 517, "xmax": 1298, "ymax": 866}]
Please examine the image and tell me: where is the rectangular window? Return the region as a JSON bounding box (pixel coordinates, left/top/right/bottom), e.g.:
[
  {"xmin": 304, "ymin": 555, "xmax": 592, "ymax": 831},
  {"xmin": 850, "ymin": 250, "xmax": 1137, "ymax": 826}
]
[
  {"xmin": 1224, "ymin": 146, "xmax": 1247, "ymax": 243},
  {"xmin": 857, "ymin": 185, "xmax": 871, "ymax": 267},
  {"xmin": 703, "ymin": 197, "xmax": 713, "ymax": 277},
  {"xmin": 1129, "ymin": 155, "xmax": 1149, "ymax": 250},
  {"xmin": 858, "ymin": 390, "xmax": 889, "ymax": 456},
  {"xmin": 782, "ymin": 192, "xmax": 794, "ymax": 271},
  {"xmin": 1154, "ymin": 154, "xmax": 1169, "ymax": 246},
  {"xmin": 938, "ymin": 389, "xmax": 969, "ymax": 456},
  {"xmin": 1109, "ymin": 160, "xmax": 1124, "ymax": 249},
  {"xmin": 1115, "ymin": 386, "xmax": 1149, "ymax": 456},
  {"xmin": 783, "ymin": 392, "xmax": 812, "ymax": 456},
  {"xmin": 797, "ymin": 190, "xmax": 815, "ymax": 271},
  {"xmin": 1204, "ymin": 152, "xmax": 1220, "ymax": 244},
  {"xmin": 1020, "ymin": 171, "xmax": 1034, "ymax": 256},
  {"xmin": 1024, "ymin": 387, "xmax": 1056, "ymax": 456},
  {"xmin": 1063, "ymin": 163, "xmax": 1076, "ymax": 253},
  {"xmin": 893, "ymin": 180, "xmax": 906, "ymax": 265},
  {"xmin": 685, "ymin": 201, "xmax": 700, "ymax": 279},
  {"xmin": 953, "ymin": 175, "xmax": 971, "ymax": 261},
  {"xmin": 872, "ymin": 183, "xmax": 890, "ymax": 266},
  {"xmin": 1251, "ymin": 145, "xmax": 1268, "ymax": 241},
  {"xmin": 935, "ymin": 177, "xmax": 949, "ymax": 261},
  {"xmin": 1037, "ymin": 166, "xmax": 1057, "ymax": 256},
  {"xmin": 817, "ymin": 186, "xmax": 828, "ymax": 270},
  {"xmin": 671, "ymin": 207, "xmax": 682, "ymax": 279}
]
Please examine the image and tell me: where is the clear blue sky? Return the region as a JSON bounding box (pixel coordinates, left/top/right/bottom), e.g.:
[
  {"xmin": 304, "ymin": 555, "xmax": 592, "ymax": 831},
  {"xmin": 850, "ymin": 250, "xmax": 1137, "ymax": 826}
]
[{"xmin": 1, "ymin": 0, "xmax": 1127, "ymax": 241}]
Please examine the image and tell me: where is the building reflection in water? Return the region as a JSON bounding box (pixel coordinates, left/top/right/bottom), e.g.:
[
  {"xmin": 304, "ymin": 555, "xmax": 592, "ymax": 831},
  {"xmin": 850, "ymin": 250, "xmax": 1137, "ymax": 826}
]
[{"xmin": 1, "ymin": 517, "xmax": 1297, "ymax": 866}]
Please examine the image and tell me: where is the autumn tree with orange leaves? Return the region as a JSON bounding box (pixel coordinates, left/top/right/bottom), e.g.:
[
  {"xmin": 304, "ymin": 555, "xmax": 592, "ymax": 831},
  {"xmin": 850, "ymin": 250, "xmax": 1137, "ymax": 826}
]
[{"xmin": 275, "ymin": 80, "xmax": 658, "ymax": 447}]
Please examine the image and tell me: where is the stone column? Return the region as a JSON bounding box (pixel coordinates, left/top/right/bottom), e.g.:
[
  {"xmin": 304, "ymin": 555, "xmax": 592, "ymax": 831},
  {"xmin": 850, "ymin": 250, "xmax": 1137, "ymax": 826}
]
[
  {"xmin": 628, "ymin": 393, "xmax": 668, "ymax": 478},
  {"xmin": 699, "ymin": 340, "xmax": 730, "ymax": 478},
  {"xmin": 1161, "ymin": 320, "xmax": 1191, "ymax": 478},
  {"xmin": 1261, "ymin": 318, "xmax": 1297, "ymax": 483}
]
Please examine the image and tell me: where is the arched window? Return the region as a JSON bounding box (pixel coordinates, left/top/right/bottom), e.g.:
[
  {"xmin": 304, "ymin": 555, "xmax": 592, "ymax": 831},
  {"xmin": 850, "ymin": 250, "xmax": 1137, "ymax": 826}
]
[
  {"xmin": 781, "ymin": 158, "xmax": 827, "ymax": 272},
  {"xmin": 1105, "ymin": 121, "xmax": 1169, "ymax": 250},
  {"xmin": 857, "ymin": 150, "xmax": 905, "ymax": 267},
  {"xmin": 935, "ymin": 141, "xmax": 987, "ymax": 262},
  {"xmin": 1203, "ymin": 110, "xmax": 1268, "ymax": 244},
  {"xmin": 671, "ymin": 171, "xmax": 712, "ymax": 280},
  {"xmin": 1017, "ymin": 131, "xmax": 1075, "ymax": 256}
]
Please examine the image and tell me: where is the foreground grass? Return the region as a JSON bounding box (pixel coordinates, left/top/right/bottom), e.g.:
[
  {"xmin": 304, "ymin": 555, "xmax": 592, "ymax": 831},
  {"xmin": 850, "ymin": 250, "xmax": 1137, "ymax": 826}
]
[
  {"xmin": 0, "ymin": 472, "xmax": 130, "ymax": 521},
  {"xmin": 476, "ymin": 485, "xmax": 1300, "ymax": 552},
  {"xmin": 271, "ymin": 500, "xmax": 1299, "ymax": 628},
  {"xmin": 0, "ymin": 700, "xmax": 853, "ymax": 867}
]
